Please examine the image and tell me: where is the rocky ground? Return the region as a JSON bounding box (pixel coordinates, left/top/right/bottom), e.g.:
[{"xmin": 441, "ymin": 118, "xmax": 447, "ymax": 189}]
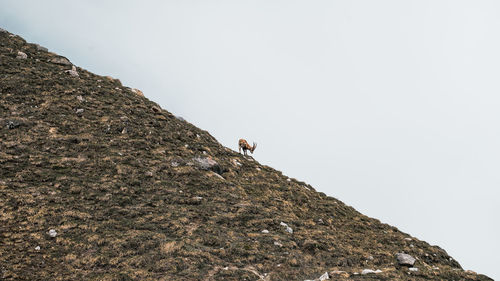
[{"xmin": 0, "ymin": 28, "xmax": 493, "ymax": 280}]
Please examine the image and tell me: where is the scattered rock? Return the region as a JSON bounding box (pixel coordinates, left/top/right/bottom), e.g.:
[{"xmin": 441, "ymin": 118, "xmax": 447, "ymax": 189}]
[
  {"xmin": 16, "ymin": 51, "xmax": 27, "ymax": 59},
  {"xmin": 280, "ymin": 222, "xmax": 293, "ymax": 234},
  {"xmin": 76, "ymin": 108, "xmax": 84, "ymax": 114},
  {"xmin": 145, "ymin": 171, "xmax": 153, "ymax": 177},
  {"xmin": 192, "ymin": 156, "xmax": 222, "ymax": 174},
  {"xmin": 76, "ymin": 95, "xmax": 85, "ymax": 102},
  {"xmin": 261, "ymin": 229, "xmax": 269, "ymax": 234},
  {"xmin": 409, "ymin": 267, "xmax": 419, "ymax": 272},
  {"xmin": 192, "ymin": 196, "xmax": 203, "ymax": 201},
  {"xmin": 65, "ymin": 65, "xmax": 79, "ymax": 77},
  {"xmin": 49, "ymin": 56, "xmax": 72, "ymax": 65},
  {"xmin": 171, "ymin": 161, "xmax": 179, "ymax": 167},
  {"xmin": 35, "ymin": 246, "xmax": 40, "ymax": 251},
  {"xmin": 48, "ymin": 229, "xmax": 57, "ymax": 238},
  {"xmin": 404, "ymin": 238, "xmax": 412, "ymax": 241},
  {"xmin": 317, "ymin": 271, "xmax": 329, "ymax": 280},
  {"xmin": 131, "ymin": 88, "xmax": 144, "ymax": 97},
  {"xmin": 396, "ymin": 253, "xmax": 416, "ymax": 266},
  {"xmin": 273, "ymin": 241, "xmax": 283, "ymax": 247},
  {"xmin": 6, "ymin": 120, "xmax": 21, "ymax": 129},
  {"xmin": 361, "ymin": 269, "xmax": 382, "ymax": 275}
]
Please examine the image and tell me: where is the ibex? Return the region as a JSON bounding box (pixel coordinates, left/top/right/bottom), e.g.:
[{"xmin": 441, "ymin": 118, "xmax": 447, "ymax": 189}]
[{"xmin": 238, "ymin": 139, "xmax": 257, "ymax": 156}]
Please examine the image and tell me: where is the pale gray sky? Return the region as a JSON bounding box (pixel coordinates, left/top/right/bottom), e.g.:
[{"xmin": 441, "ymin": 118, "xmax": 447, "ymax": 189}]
[{"xmin": 1, "ymin": 1, "xmax": 499, "ymax": 279}]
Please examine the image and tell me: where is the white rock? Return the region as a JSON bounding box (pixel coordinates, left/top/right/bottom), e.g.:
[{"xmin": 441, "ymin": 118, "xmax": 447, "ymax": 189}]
[
  {"xmin": 65, "ymin": 65, "xmax": 79, "ymax": 77},
  {"xmin": 280, "ymin": 222, "xmax": 293, "ymax": 234},
  {"xmin": 273, "ymin": 241, "xmax": 283, "ymax": 247},
  {"xmin": 48, "ymin": 229, "xmax": 57, "ymax": 237},
  {"xmin": 35, "ymin": 246, "xmax": 40, "ymax": 251},
  {"xmin": 193, "ymin": 196, "xmax": 203, "ymax": 200},
  {"xmin": 16, "ymin": 51, "xmax": 27, "ymax": 59},
  {"xmin": 318, "ymin": 271, "xmax": 329, "ymax": 280},
  {"xmin": 361, "ymin": 269, "xmax": 378, "ymax": 275},
  {"xmin": 396, "ymin": 253, "xmax": 416, "ymax": 266},
  {"xmin": 409, "ymin": 267, "xmax": 419, "ymax": 272},
  {"xmin": 261, "ymin": 229, "xmax": 269, "ymax": 234}
]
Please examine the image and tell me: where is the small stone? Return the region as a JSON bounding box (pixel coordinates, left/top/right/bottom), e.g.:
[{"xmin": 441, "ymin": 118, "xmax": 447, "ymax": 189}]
[
  {"xmin": 76, "ymin": 95, "xmax": 85, "ymax": 102},
  {"xmin": 409, "ymin": 267, "xmax": 419, "ymax": 272},
  {"xmin": 35, "ymin": 246, "xmax": 40, "ymax": 251},
  {"xmin": 48, "ymin": 229, "xmax": 57, "ymax": 238},
  {"xmin": 318, "ymin": 272, "xmax": 329, "ymax": 280},
  {"xmin": 361, "ymin": 269, "xmax": 382, "ymax": 275},
  {"xmin": 76, "ymin": 108, "xmax": 84, "ymax": 114},
  {"xmin": 261, "ymin": 229, "xmax": 269, "ymax": 234},
  {"xmin": 192, "ymin": 196, "xmax": 203, "ymax": 200},
  {"xmin": 145, "ymin": 171, "xmax": 153, "ymax": 177},
  {"xmin": 396, "ymin": 253, "xmax": 416, "ymax": 266},
  {"xmin": 6, "ymin": 120, "xmax": 21, "ymax": 129},
  {"xmin": 280, "ymin": 222, "xmax": 293, "ymax": 234},
  {"xmin": 49, "ymin": 56, "xmax": 72, "ymax": 65},
  {"xmin": 367, "ymin": 255, "xmax": 374, "ymax": 260},
  {"xmin": 404, "ymin": 238, "xmax": 412, "ymax": 241},
  {"xmin": 171, "ymin": 161, "xmax": 179, "ymax": 167},
  {"xmin": 16, "ymin": 51, "xmax": 27, "ymax": 59},
  {"xmin": 273, "ymin": 241, "xmax": 283, "ymax": 247}
]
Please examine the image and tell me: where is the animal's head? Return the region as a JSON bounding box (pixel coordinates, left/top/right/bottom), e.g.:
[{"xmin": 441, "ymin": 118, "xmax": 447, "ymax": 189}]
[{"xmin": 250, "ymin": 142, "xmax": 257, "ymax": 153}]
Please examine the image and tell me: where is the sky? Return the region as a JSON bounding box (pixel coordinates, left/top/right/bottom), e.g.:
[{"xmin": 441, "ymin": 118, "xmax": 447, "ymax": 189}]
[{"xmin": 1, "ymin": 1, "xmax": 499, "ymax": 279}]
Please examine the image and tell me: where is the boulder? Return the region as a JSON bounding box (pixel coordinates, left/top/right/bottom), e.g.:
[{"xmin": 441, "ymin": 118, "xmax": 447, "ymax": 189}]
[
  {"xmin": 49, "ymin": 56, "xmax": 71, "ymax": 66},
  {"xmin": 192, "ymin": 156, "xmax": 223, "ymax": 175},
  {"xmin": 396, "ymin": 253, "xmax": 416, "ymax": 266},
  {"xmin": 65, "ymin": 65, "xmax": 79, "ymax": 77}
]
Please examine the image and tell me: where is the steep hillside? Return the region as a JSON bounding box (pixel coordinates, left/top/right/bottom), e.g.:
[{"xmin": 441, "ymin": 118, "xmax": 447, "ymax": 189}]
[{"xmin": 0, "ymin": 28, "xmax": 492, "ymax": 281}]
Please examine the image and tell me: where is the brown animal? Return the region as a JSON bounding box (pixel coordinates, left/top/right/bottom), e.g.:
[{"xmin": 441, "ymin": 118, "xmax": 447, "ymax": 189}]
[{"xmin": 238, "ymin": 139, "xmax": 257, "ymax": 156}]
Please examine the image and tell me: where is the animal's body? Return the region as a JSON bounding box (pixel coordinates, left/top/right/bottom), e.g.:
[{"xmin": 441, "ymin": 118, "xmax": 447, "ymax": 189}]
[{"xmin": 238, "ymin": 139, "xmax": 257, "ymax": 156}]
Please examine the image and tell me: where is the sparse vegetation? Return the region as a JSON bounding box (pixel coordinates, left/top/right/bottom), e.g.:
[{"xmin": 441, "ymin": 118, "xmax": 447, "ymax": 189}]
[{"xmin": 0, "ymin": 29, "xmax": 492, "ymax": 280}]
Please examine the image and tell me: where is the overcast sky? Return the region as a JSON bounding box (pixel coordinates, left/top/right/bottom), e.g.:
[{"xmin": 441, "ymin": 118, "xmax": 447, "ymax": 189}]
[{"xmin": 1, "ymin": 1, "xmax": 499, "ymax": 279}]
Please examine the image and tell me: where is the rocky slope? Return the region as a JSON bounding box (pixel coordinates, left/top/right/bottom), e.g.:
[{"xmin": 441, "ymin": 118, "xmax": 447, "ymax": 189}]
[{"xmin": 0, "ymin": 28, "xmax": 492, "ymax": 280}]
